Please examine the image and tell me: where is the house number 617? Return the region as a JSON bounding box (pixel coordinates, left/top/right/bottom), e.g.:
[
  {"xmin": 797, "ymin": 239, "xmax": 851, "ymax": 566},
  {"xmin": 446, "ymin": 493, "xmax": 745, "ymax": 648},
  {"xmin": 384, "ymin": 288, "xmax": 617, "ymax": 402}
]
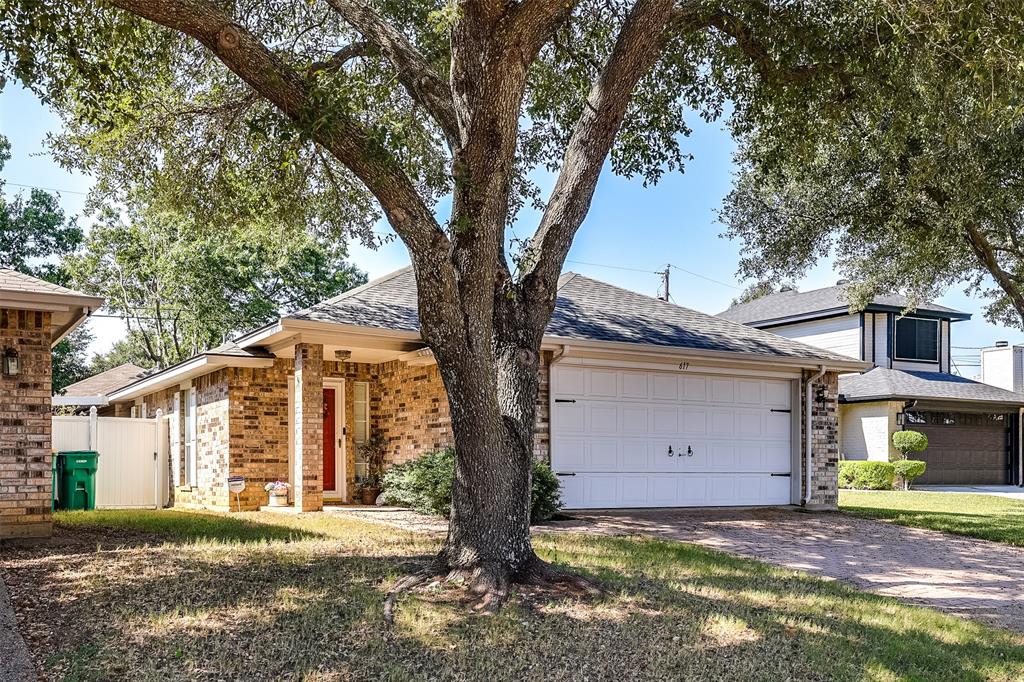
[{"xmin": 678, "ymin": 362, "xmax": 690, "ymax": 370}]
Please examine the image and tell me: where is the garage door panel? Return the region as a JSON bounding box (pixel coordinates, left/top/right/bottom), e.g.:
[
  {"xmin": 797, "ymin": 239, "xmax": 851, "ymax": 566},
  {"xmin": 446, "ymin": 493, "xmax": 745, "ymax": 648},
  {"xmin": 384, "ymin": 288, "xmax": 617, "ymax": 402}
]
[
  {"xmin": 765, "ymin": 381, "xmax": 790, "ymax": 407},
  {"xmin": 621, "ymin": 372, "xmax": 649, "ymax": 399},
  {"xmin": 682, "ymin": 377, "xmax": 707, "ymax": 401},
  {"xmin": 681, "ymin": 409, "xmax": 707, "ymax": 435},
  {"xmin": 621, "ymin": 406, "xmax": 649, "ymax": 433},
  {"xmin": 556, "ymin": 366, "xmax": 586, "ymax": 395},
  {"xmin": 588, "ymin": 370, "xmax": 618, "ymax": 397},
  {"xmin": 588, "ymin": 404, "xmax": 619, "ymax": 433},
  {"xmin": 552, "ymin": 367, "xmax": 794, "ymax": 508},
  {"xmin": 710, "ymin": 411, "xmax": 735, "ymax": 437},
  {"xmin": 652, "ymin": 407, "xmax": 678, "ymax": 433},
  {"xmin": 737, "ymin": 380, "xmax": 762, "ymax": 404},
  {"xmin": 736, "ymin": 412, "xmax": 764, "ymax": 438},
  {"xmin": 620, "ymin": 476, "xmax": 650, "ymax": 506},
  {"xmin": 652, "ymin": 374, "xmax": 679, "ymax": 400},
  {"xmin": 710, "ymin": 378, "xmax": 735, "ymax": 403},
  {"xmin": 556, "ymin": 402, "xmax": 585, "ymax": 432}
]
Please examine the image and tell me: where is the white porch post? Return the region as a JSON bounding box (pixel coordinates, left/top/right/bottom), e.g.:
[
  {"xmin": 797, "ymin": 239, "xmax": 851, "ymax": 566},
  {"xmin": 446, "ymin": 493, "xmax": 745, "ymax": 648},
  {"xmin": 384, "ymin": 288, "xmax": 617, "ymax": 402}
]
[{"xmin": 293, "ymin": 343, "xmax": 324, "ymax": 511}]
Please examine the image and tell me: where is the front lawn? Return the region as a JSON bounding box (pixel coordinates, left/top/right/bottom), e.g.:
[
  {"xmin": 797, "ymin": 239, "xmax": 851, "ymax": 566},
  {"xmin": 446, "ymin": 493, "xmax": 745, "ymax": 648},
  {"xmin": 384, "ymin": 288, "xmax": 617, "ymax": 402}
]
[
  {"xmin": 840, "ymin": 490, "xmax": 1024, "ymax": 547},
  {"xmin": 2, "ymin": 510, "xmax": 1023, "ymax": 681}
]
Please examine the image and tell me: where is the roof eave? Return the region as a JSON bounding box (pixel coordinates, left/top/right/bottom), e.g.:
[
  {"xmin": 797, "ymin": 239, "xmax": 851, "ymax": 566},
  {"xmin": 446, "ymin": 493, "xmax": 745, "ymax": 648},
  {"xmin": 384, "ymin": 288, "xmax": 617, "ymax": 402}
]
[
  {"xmin": 840, "ymin": 392, "xmax": 1024, "ymax": 406},
  {"xmin": 107, "ymin": 353, "xmax": 276, "ymax": 402},
  {"xmin": 541, "ymin": 334, "xmax": 871, "ymax": 372}
]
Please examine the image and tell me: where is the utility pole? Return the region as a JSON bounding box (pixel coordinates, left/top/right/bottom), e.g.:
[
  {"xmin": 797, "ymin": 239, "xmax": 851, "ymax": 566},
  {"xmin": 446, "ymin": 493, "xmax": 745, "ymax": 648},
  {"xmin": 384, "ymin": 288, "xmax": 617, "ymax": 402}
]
[{"xmin": 658, "ymin": 265, "xmax": 670, "ymax": 301}]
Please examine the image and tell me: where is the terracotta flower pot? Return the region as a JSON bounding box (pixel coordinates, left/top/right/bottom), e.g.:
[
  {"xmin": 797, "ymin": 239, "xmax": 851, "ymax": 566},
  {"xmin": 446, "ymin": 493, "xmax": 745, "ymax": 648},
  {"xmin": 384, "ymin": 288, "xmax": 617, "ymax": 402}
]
[{"xmin": 360, "ymin": 487, "xmax": 380, "ymax": 505}]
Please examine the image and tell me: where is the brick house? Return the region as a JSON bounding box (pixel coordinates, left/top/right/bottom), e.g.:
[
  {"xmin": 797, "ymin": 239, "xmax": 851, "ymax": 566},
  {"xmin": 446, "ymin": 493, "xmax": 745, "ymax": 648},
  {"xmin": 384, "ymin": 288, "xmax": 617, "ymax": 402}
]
[
  {"xmin": 0, "ymin": 269, "xmax": 103, "ymax": 541},
  {"xmin": 101, "ymin": 268, "xmax": 866, "ymax": 512}
]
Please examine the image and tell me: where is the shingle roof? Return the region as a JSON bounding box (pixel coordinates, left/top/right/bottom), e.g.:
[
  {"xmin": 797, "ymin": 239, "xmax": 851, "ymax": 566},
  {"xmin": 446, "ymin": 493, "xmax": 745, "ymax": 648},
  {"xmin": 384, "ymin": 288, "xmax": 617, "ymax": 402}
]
[
  {"xmin": 287, "ymin": 268, "xmax": 860, "ymax": 363},
  {"xmin": 60, "ymin": 363, "xmax": 149, "ymax": 398},
  {"xmin": 839, "ymin": 368, "xmax": 1024, "ymax": 405},
  {"xmin": 0, "ymin": 268, "xmax": 97, "ymax": 300},
  {"xmin": 718, "ymin": 285, "xmax": 968, "ymax": 326}
]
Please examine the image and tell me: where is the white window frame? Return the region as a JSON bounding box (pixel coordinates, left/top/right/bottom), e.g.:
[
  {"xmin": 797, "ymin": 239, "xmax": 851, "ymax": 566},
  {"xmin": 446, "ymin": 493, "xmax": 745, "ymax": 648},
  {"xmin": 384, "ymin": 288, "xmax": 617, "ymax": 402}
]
[
  {"xmin": 184, "ymin": 387, "xmax": 198, "ymax": 487},
  {"xmin": 352, "ymin": 381, "xmax": 370, "ymax": 481}
]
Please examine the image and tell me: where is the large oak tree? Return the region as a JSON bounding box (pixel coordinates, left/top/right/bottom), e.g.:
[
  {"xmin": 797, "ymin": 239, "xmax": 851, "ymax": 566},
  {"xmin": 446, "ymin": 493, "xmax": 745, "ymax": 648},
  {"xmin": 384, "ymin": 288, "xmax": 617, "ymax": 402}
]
[{"xmin": 3, "ymin": 0, "xmax": 1023, "ymax": 601}]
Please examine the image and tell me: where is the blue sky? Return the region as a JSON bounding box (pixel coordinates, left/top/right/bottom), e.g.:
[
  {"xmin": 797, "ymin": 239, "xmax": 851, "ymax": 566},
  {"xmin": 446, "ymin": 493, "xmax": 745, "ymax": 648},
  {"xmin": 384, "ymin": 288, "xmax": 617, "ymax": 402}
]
[{"xmin": 3, "ymin": 84, "xmax": 1022, "ymax": 375}]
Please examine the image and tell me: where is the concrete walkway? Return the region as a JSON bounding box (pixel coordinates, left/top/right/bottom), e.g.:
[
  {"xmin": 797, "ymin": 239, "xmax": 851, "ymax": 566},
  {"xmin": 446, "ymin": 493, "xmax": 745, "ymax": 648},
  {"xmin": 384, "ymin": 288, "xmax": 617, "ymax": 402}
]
[
  {"xmin": 549, "ymin": 508, "xmax": 1024, "ymax": 633},
  {"xmin": 0, "ymin": 571, "xmax": 37, "ymax": 682}
]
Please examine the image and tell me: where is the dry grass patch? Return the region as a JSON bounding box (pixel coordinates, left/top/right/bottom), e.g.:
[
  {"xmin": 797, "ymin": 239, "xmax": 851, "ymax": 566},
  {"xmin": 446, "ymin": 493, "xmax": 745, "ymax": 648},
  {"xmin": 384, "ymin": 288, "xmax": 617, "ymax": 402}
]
[{"xmin": 1, "ymin": 509, "xmax": 1023, "ymax": 681}]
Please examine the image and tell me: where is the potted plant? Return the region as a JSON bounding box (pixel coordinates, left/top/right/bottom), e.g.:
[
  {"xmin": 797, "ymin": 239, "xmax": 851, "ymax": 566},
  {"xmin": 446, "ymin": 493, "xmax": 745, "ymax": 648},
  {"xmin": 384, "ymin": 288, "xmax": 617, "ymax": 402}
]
[
  {"xmin": 357, "ymin": 435, "xmax": 386, "ymax": 505},
  {"xmin": 264, "ymin": 481, "xmax": 291, "ymax": 507}
]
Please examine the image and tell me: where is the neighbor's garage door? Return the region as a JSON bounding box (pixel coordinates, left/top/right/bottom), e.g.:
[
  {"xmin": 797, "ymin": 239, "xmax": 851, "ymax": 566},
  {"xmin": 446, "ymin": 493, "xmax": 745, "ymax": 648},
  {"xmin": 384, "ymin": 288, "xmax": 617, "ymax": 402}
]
[
  {"xmin": 551, "ymin": 365, "xmax": 794, "ymax": 508},
  {"xmin": 907, "ymin": 412, "xmax": 1009, "ymax": 485}
]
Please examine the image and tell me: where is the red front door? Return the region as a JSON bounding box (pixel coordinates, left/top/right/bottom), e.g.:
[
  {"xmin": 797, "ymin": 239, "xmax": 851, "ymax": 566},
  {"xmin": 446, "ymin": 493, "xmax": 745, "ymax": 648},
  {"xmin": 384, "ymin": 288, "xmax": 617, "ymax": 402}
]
[{"xmin": 323, "ymin": 388, "xmax": 336, "ymax": 492}]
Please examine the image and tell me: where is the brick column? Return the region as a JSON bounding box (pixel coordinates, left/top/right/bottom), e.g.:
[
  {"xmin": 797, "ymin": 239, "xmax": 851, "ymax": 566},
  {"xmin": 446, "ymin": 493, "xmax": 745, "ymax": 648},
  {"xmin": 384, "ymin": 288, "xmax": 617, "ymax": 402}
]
[
  {"xmin": 293, "ymin": 343, "xmax": 323, "ymax": 512},
  {"xmin": 804, "ymin": 371, "xmax": 839, "ymax": 510},
  {"xmin": 0, "ymin": 309, "xmax": 53, "ymax": 540}
]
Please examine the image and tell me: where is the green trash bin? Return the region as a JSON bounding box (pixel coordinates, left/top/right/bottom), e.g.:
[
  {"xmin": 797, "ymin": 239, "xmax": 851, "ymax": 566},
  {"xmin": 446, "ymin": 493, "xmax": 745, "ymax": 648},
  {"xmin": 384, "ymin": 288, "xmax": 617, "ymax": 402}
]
[{"xmin": 57, "ymin": 451, "xmax": 99, "ymax": 511}]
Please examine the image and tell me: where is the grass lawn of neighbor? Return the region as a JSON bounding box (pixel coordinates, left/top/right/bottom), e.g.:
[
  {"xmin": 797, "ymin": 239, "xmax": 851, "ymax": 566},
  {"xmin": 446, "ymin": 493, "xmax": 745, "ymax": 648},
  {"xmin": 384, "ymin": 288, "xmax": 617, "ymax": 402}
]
[
  {"xmin": 2, "ymin": 509, "xmax": 1023, "ymax": 681},
  {"xmin": 840, "ymin": 490, "xmax": 1024, "ymax": 547}
]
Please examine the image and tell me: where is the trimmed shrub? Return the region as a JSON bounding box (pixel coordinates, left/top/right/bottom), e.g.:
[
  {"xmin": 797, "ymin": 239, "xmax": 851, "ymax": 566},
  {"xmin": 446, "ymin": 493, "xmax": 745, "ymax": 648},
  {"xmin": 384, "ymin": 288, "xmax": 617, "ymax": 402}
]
[
  {"xmin": 893, "ymin": 459, "xmax": 927, "ymax": 490},
  {"xmin": 380, "ymin": 448, "xmax": 563, "ymax": 523},
  {"xmin": 838, "ymin": 461, "xmax": 896, "ymax": 490},
  {"xmin": 892, "ymin": 430, "xmax": 929, "ymax": 459}
]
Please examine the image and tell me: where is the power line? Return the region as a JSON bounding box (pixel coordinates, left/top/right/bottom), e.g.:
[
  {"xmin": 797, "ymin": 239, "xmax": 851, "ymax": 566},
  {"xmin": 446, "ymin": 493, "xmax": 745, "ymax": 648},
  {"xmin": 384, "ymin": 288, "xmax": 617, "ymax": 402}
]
[
  {"xmin": 564, "ymin": 259, "xmax": 661, "ymax": 275},
  {"xmin": 669, "ymin": 263, "xmax": 742, "ymax": 290},
  {"xmin": 4, "ymin": 181, "xmax": 90, "ymax": 196}
]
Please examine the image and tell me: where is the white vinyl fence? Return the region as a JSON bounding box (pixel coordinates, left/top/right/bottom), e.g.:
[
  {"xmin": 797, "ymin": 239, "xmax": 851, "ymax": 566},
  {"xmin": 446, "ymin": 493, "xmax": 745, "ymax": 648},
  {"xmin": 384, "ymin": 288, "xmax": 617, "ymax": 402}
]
[{"xmin": 53, "ymin": 411, "xmax": 169, "ymax": 509}]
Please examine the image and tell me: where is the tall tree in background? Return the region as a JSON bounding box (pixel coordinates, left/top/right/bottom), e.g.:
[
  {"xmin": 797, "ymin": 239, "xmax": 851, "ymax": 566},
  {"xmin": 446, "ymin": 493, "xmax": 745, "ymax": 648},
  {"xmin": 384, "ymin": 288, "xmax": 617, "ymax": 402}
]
[
  {"xmin": 721, "ymin": 47, "xmax": 1024, "ymax": 328},
  {"xmin": 3, "ymin": 0, "xmax": 1023, "ymax": 602},
  {"xmin": 71, "ymin": 203, "xmax": 366, "ymax": 369},
  {"xmin": 0, "ymin": 133, "xmax": 90, "ymax": 391}
]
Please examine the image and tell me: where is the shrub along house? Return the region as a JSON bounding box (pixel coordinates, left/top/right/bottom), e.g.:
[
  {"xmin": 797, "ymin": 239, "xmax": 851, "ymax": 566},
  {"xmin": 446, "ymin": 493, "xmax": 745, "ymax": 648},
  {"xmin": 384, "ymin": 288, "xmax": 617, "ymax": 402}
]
[
  {"xmin": 0, "ymin": 269, "xmax": 103, "ymax": 540},
  {"xmin": 100, "ymin": 268, "xmax": 866, "ymax": 512},
  {"xmin": 720, "ymin": 284, "xmax": 1024, "ymax": 486}
]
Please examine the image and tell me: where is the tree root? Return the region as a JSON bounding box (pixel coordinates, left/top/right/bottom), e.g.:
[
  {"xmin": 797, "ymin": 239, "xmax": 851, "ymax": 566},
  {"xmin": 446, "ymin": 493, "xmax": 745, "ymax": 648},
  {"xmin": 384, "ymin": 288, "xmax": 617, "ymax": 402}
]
[{"xmin": 383, "ymin": 555, "xmax": 603, "ymax": 626}]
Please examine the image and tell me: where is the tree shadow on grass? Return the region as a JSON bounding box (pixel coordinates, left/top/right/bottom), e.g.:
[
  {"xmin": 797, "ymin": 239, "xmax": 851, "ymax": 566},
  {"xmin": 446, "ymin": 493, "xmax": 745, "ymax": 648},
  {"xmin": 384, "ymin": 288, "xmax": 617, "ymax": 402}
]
[{"xmin": 7, "ymin": 527, "xmax": 1024, "ymax": 682}]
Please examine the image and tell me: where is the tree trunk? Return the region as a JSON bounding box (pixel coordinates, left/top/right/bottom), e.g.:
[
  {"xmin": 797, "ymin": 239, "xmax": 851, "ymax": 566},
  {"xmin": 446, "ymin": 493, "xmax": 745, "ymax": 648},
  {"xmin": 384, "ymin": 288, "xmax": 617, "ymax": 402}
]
[{"xmin": 431, "ymin": 334, "xmax": 543, "ymax": 598}]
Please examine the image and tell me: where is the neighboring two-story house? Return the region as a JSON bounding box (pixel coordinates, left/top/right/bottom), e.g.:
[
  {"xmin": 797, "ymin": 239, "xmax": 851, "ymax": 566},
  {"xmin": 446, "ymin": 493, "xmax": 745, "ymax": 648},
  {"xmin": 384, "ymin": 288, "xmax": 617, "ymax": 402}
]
[{"xmin": 720, "ymin": 284, "xmax": 1024, "ymax": 486}]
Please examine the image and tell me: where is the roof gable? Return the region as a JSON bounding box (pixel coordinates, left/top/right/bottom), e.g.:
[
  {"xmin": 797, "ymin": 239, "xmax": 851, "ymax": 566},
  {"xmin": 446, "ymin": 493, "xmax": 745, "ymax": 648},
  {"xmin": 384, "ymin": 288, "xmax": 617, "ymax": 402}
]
[{"xmin": 718, "ymin": 285, "xmax": 968, "ymax": 327}]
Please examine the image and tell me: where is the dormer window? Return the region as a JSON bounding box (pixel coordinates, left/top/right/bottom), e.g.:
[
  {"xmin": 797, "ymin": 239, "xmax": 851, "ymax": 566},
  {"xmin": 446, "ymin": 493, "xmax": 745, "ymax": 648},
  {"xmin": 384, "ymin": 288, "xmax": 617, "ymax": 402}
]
[{"xmin": 894, "ymin": 317, "xmax": 939, "ymax": 362}]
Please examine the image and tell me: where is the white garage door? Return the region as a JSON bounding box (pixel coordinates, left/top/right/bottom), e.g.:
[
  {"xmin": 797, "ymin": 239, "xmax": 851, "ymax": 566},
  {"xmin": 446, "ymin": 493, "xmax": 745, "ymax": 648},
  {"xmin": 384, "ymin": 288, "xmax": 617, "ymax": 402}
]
[{"xmin": 551, "ymin": 365, "xmax": 794, "ymax": 508}]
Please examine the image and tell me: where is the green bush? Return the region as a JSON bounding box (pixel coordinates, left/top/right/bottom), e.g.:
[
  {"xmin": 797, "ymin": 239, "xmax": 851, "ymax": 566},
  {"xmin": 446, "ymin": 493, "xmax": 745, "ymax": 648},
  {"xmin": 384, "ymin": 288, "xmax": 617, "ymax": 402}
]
[
  {"xmin": 893, "ymin": 459, "xmax": 927, "ymax": 489},
  {"xmin": 892, "ymin": 430, "xmax": 929, "ymax": 458},
  {"xmin": 838, "ymin": 461, "xmax": 896, "ymax": 490},
  {"xmin": 380, "ymin": 448, "xmax": 563, "ymax": 523}
]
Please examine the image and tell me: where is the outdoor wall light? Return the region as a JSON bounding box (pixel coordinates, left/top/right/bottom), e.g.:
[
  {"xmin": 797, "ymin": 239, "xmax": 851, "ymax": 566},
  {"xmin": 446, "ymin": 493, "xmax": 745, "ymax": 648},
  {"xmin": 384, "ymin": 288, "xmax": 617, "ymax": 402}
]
[
  {"xmin": 896, "ymin": 412, "xmax": 905, "ymax": 426},
  {"xmin": 2, "ymin": 347, "xmax": 20, "ymax": 377}
]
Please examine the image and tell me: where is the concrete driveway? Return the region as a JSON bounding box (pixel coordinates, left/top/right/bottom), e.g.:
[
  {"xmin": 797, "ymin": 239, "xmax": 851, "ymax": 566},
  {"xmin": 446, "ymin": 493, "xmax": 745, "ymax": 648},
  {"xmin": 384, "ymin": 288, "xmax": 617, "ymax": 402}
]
[{"xmin": 549, "ymin": 507, "xmax": 1024, "ymax": 633}]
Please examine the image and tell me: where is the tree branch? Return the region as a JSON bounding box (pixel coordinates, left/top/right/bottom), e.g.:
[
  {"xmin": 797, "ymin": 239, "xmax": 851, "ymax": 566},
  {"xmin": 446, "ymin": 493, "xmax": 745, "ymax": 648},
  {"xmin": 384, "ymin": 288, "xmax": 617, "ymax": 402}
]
[
  {"xmin": 106, "ymin": 0, "xmax": 450, "ymax": 267},
  {"xmin": 704, "ymin": 9, "xmax": 847, "ymax": 86},
  {"xmin": 323, "ymin": 0, "xmax": 459, "ymax": 146},
  {"xmin": 519, "ymin": 0, "xmax": 677, "ymax": 306},
  {"xmin": 965, "ymin": 223, "xmax": 1024, "ymax": 320},
  {"xmin": 307, "ymin": 40, "xmax": 371, "ymax": 75}
]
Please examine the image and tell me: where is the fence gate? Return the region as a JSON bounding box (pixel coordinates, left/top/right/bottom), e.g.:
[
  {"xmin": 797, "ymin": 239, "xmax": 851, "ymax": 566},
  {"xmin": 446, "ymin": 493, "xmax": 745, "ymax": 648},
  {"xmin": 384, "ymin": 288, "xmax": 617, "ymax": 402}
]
[{"xmin": 53, "ymin": 413, "xmax": 169, "ymax": 509}]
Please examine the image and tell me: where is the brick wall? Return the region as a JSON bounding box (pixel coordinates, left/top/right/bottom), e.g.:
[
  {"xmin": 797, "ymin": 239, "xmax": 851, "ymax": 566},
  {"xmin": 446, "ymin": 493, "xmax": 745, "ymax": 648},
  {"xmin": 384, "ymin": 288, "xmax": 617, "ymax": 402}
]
[
  {"xmin": 130, "ymin": 352, "xmax": 552, "ymax": 511},
  {"xmin": 0, "ymin": 309, "xmax": 53, "ymax": 540},
  {"xmin": 804, "ymin": 371, "xmax": 840, "ymax": 509}
]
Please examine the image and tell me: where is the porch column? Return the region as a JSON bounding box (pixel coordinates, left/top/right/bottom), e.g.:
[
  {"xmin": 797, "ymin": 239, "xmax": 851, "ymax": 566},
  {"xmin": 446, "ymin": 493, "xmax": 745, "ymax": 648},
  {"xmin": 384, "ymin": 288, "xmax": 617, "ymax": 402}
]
[{"xmin": 293, "ymin": 343, "xmax": 324, "ymax": 512}]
